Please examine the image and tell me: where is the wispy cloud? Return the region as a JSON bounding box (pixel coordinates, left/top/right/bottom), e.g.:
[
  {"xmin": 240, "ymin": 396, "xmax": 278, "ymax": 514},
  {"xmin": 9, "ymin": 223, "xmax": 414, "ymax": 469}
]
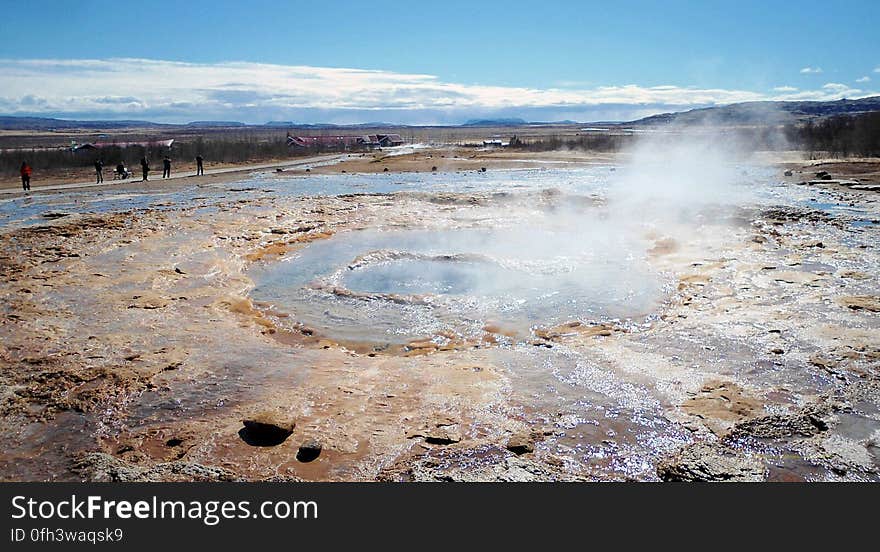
[
  {"xmin": 768, "ymin": 82, "xmax": 865, "ymax": 102},
  {"xmin": 856, "ymin": 76, "xmax": 871, "ymax": 83},
  {"xmin": 800, "ymin": 67, "xmax": 823, "ymax": 74},
  {"xmin": 773, "ymin": 86, "xmax": 798, "ymax": 92},
  {"xmin": 0, "ymin": 58, "xmax": 875, "ymax": 124}
]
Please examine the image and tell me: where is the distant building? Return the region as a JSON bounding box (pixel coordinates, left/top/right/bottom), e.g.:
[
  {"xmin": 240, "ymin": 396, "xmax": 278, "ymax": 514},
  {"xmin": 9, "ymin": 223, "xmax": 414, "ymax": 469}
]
[
  {"xmin": 374, "ymin": 134, "xmax": 404, "ymax": 147},
  {"xmin": 286, "ymin": 132, "xmax": 404, "ymax": 150},
  {"xmin": 72, "ymin": 139, "xmax": 174, "ymax": 151},
  {"xmin": 286, "ymin": 133, "xmax": 373, "ymax": 149}
]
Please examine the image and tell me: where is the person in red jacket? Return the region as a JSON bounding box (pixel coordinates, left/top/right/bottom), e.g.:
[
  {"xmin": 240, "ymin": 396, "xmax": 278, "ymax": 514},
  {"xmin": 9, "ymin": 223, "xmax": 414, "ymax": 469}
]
[{"xmin": 20, "ymin": 161, "xmax": 32, "ymax": 191}]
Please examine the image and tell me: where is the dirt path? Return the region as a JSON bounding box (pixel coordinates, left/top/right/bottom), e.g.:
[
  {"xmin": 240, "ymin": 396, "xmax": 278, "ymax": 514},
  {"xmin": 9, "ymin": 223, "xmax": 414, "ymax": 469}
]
[{"xmin": 0, "ymin": 154, "xmax": 349, "ymax": 196}]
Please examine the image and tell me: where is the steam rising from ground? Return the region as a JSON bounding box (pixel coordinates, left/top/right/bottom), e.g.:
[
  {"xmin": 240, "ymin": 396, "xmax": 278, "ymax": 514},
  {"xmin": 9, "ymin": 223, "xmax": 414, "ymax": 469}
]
[
  {"xmin": 609, "ymin": 129, "xmax": 762, "ymax": 222},
  {"xmin": 254, "ymin": 130, "xmax": 772, "ymax": 343}
]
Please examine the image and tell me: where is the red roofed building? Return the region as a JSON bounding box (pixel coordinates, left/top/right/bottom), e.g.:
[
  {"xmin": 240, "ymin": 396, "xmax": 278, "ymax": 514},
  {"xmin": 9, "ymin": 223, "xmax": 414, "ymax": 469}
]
[
  {"xmin": 286, "ymin": 133, "xmax": 374, "ymax": 149},
  {"xmin": 286, "ymin": 132, "xmax": 404, "ymax": 150}
]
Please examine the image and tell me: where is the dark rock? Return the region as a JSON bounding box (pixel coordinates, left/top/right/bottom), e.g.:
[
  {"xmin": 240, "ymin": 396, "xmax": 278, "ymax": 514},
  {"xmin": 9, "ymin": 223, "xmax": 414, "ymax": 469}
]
[
  {"xmin": 726, "ymin": 404, "xmax": 833, "ymax": 440},
  {"xmin": 408, "ymin": 421, "xmax": 462, "ymax": 445},
  {"xmin": 784, "ymin": 170, "xmax": 793, "ymax": 176},
  {"xmin": 75, "ymin": 453, "xmax": 241, "ymax": 482},
  {"xmin": 378, "ymin": 450, "xmax": 589, "ymax": 482},
  {"xmin": 296, "ymin": 440, "xmax": 322, "ymax": 462},
  {"xmin": 657, "ymin": 442, "xmax": 766, "ymax": 482},
  {"xmin": 240, "ymin": 412, "xmax": 296, "ymax": 446},
  {"xmin": 506, "ymin": 432, "xmax": 535, "ymax": 455},
  {"xmin": 42, "ymin": 211, "xmax": 72, "ymax": 219},
  {"xmin": 424, "ymin": 428, "xmax": 462, "ymax": 445}
]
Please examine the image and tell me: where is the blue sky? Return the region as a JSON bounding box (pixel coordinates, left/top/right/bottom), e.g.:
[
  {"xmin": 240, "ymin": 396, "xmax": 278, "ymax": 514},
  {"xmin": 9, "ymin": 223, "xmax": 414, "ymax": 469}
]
[{"xmin": 0, "ymin": 0, "xmax": 877, "ymax": 124}]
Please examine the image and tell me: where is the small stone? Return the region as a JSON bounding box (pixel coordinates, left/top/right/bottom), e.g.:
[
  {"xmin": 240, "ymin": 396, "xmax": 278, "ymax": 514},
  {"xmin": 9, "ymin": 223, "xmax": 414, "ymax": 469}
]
[
  {"xmin": 240, "ymin": 412, "xmax": 296, "ymax": 446},
  {"xmin": 411, "ymin": 420, "xmax": 462, "ymax": 445},
  {"xmin": 837, "ymin": 295, "xmax": 880, "ymax": 312},
  {"xmin": 506, "ymin": 432, "xmax": 535, "ymax": 455},
  {"xmin": 128, "ymin": 292, "xmax": 169, "ymax": 309},
  {"xmin": 425, "ymin": 426, "xmax": 461, "ymax": 445},
  {"xmin": 296, "ymin": 440, "xmax": 322, "ymax": 462},
  {"xmin": 657, "ymin": 442, "xmax": 766, "ymax": 482}
]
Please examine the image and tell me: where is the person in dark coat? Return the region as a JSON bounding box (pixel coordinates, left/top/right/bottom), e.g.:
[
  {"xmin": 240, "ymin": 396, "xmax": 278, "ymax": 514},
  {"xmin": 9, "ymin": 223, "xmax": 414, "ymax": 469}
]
[
  {"xmin": 195, "ymin": 154, "xmax": 204, "ymax": 176},
  {"xmin": 20, "ymin": 161, "xmax": 32, "ymax": 191},
  {"xmin": 140, "ymin": 157, "xmax": 150, "ymax": 181},
  {"xmin": 162, "ymin": 156, "xmax": 171, "ymax": 179},
  {"xmin": 94, "ymin": 159, "xmax": 104, "ymax": 183}
]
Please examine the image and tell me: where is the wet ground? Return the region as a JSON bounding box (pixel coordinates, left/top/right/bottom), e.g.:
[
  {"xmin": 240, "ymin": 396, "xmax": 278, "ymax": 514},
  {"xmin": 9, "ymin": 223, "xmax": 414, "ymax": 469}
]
[{"xmin": 0, "ymin": 160, "xmax": 878, "ymax": 482}]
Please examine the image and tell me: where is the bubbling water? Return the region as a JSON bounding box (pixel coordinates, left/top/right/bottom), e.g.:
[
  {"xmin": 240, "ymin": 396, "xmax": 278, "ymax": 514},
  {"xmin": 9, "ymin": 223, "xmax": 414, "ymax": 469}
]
[{"xmin": 250, "ymin": 224, "xmax": 666, "ymax": 347}]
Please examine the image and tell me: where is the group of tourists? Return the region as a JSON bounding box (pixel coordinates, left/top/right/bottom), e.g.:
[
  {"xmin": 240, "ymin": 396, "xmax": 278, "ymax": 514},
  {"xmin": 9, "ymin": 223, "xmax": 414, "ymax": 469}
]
[{"xmin": 20, "ymin": 154, "xmax": 207, "ymax": 191}]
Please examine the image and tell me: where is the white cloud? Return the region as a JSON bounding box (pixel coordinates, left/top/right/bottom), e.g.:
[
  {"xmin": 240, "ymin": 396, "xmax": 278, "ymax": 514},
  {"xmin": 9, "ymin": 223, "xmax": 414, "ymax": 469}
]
[
  {"xmin": 773, "ymin": 86, "xmax": 798, "ymax": 92},
  {"xmin": 769, "ymin": 82, "xmax": 867, "ymax": 102},
  {"xmin": 856, "ymin": 76, "xmax": 871, "ymax": 83},
  {"xmin": 0, "ymin": 58, "xmax": 875, "ymax": 124},
  {"xmin": 800, "ymin": 67, "xmax": 823, "ymax": 74}
]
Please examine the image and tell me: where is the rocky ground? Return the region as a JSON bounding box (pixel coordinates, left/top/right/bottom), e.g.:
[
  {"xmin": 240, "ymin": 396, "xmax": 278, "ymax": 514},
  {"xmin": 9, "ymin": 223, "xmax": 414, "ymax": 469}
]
[{"xmin": 0, "ymin": 156, "xmax": 878, "ymax": 482}]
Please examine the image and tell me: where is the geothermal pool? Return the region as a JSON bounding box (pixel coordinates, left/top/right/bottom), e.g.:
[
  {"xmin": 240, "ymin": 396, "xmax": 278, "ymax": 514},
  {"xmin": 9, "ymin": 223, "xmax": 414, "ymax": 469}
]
[{"xmin": 249, "ymin": 225, "xmax": 666, "ymax": 347}]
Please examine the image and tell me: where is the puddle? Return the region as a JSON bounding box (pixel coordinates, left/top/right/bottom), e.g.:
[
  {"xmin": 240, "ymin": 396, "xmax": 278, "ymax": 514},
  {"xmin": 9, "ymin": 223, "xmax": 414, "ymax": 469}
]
[{"xmin": 851, "ymin": 219, "xmax": 879, "ymax": 228}]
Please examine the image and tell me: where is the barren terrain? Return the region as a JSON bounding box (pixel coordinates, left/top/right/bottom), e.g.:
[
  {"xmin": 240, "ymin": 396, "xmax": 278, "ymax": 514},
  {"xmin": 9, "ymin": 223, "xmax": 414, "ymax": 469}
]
[{"xmin": 1, "ymin": 149, "xmax": 878, "ymax": 481}]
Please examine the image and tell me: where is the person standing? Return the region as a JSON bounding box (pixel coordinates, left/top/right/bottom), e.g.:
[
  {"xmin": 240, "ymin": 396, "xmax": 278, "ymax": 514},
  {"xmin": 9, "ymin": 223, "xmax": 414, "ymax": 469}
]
[
  {"xmin": 20, "ymin": 161, "xmax": 32, "ymax": 191},
  {"xmin": 162, "ymin": 156, "xmax": 171, "ymax": 179},
  {"xmin": 195, "ymin": 154, "xmax": 204, "ymax": 176},
  {"xmin": 94, "ymin": 159, "xmax": 104, "ymax": 183},
  {"xmin": 140, "ymin": 156, "xmax": 150, "ymax": 181}
]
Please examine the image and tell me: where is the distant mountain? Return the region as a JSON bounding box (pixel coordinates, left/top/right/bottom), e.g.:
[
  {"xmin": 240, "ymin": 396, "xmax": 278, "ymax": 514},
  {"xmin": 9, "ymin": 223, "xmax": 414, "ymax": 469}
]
[
  {"xmin": 185, "ymin": 121, "xmax": 247, "ymax": 127},
  {"xmin": 6, "ymin": 97, "xmax": 878, "ymax": 132},
  {"xmin": 0, "ymin": 115, "xmax": 421, "ymax": 131},
  {"xmin": 462, "ymin": 118, "xmax": 528, "ymax": 127},
  {"xmin": 0, "ymin": 116, "xmax": 170, "ymax": 130},
  {"xmin": 265, "ymin": 121, "xmax": 403, "ymax": 130},
  {"xmin": 629, "ymin": 96, "xmax": 880, "ymax": 126}
]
